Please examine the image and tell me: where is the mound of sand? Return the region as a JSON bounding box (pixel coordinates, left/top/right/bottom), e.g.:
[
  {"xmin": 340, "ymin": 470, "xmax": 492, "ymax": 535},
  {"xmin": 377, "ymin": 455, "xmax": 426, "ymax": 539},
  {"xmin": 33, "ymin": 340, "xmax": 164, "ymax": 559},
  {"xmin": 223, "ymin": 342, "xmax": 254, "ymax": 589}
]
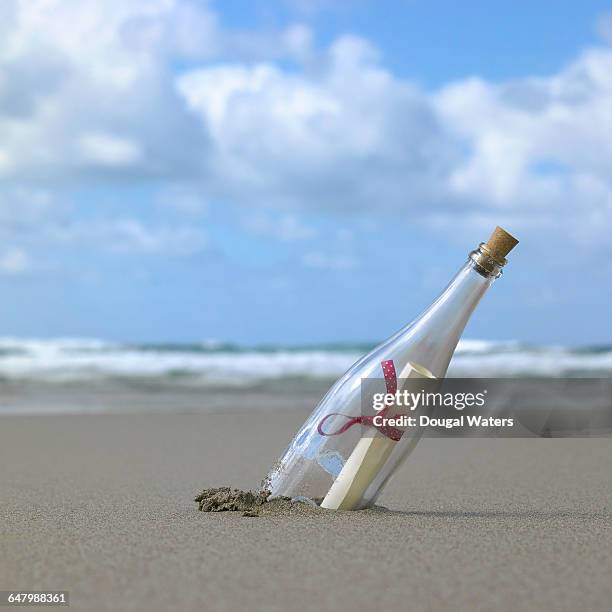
[{"xmin": 194, "ymin": 487, "xmax": 325, "ymax": 517}]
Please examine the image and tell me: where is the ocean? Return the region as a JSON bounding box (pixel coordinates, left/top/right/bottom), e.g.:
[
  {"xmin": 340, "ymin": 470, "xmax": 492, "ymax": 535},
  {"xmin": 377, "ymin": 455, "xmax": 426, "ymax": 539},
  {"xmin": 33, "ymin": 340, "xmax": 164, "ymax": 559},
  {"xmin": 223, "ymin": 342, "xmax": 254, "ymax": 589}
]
[{"xmin": 0, "ymin": 338, "xmax": 611, "ymax": 414}]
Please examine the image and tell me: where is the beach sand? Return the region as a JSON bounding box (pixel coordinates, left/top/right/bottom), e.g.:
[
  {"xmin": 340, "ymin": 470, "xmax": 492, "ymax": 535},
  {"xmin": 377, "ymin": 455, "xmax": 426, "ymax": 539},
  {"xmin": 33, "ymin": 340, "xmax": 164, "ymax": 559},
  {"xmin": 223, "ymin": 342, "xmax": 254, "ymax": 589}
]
[{"xmin": 1, "ymin": 409, "xmax": 611, "ymax": 611}]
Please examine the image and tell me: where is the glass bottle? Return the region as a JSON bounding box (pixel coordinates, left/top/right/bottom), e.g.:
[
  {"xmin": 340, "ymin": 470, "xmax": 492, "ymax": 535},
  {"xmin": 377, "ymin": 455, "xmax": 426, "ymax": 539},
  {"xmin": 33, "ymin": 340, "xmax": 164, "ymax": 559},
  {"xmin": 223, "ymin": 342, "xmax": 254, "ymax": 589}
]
[{"xmin": 265, "ymin": 227, "xmax": 518, "ymax": 510}]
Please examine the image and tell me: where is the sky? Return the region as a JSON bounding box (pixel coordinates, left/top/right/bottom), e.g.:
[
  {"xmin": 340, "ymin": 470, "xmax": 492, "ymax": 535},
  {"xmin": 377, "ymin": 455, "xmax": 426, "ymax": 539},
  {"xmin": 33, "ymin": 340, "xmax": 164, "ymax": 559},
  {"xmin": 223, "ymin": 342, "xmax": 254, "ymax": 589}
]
[{"xmin": 1, "ymin": 0, "xmax": 612, "ymax": 346}]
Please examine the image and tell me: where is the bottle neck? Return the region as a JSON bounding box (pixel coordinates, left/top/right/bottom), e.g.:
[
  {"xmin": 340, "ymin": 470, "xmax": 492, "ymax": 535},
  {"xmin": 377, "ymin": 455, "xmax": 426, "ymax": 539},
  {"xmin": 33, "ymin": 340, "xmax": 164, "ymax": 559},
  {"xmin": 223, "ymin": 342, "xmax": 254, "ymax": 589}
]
[
  {"xmin": 469, "ymin": 243, "xmax": 506, "ymax": 279},
  {"xmin": 398, "ymin": 247, "xmax": 503, "ymax": 377}
]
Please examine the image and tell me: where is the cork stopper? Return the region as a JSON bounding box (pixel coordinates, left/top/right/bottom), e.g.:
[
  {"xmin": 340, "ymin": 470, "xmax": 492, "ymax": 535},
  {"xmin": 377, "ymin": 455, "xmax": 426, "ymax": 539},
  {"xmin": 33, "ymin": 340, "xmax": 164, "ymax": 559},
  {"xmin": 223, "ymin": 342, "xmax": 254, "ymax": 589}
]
[{"xmin": 483, "ymin": 226, "xmax": 518, "ymax": 261}]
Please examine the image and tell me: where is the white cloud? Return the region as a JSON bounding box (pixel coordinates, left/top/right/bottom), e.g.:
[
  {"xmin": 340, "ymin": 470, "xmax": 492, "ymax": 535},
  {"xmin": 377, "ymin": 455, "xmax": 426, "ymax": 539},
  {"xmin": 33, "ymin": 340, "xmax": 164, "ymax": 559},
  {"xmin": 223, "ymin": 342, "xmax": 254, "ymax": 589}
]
[
  {"xmin": 435, "ymin": 46, "xmax": 612, "ymax": 244},
  {"xmin": 1, "ymin": 0, "xmax": 612, "ymax": 256},
  {"xmin": 47, "ymin": 218, "xmax": 207, "ymax": 256},
  {"xmin": 0, "ymin": 0, "xmax": 208, "ymax": 181},
  {"xmin": 174, "ymin": 29, "xmax": 612, "ymax": 245},
  {"xmin": 0, "ymin": 248, "xmax": 30, "ymax": 275},
  {"xmin": 107, "ymin": 219, "xmax": 206, "ymax": 255},
  {"xmin": 177, "ymin": 35, "xmax": 456, "ymax": 211},
  {"xmin": 78, "ymin": 132, "xmax": 143, "ymax": 167},
  {"xmin": 0, "ymin": 0, "xmax": 318, "ymax": 185},
  {"xmin": 243, "ymin": 213, "xmax": 316, "ymax": 242}
]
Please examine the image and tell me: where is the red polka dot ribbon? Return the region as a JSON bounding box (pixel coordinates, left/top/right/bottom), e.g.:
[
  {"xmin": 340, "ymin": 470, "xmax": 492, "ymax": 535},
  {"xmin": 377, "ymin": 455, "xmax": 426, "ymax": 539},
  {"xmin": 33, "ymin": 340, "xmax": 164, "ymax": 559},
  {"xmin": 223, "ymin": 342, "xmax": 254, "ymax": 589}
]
[{"xmin": 317, "ymin": 359, "xmax": 404, "ymax": 441}]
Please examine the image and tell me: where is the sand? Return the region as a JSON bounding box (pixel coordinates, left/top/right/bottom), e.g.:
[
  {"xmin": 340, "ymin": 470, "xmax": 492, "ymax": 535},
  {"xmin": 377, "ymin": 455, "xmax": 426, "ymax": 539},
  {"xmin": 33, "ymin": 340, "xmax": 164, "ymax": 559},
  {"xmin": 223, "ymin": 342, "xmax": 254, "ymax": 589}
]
[{"xmin": 1, "ymin": 410, "xmax": 611, "ymax": 611}]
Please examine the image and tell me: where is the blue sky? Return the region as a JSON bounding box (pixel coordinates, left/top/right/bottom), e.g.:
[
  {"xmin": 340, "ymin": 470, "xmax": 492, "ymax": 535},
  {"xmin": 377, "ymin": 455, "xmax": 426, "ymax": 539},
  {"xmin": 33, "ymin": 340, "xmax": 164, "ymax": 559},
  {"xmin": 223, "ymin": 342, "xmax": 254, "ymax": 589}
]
[{"xmin": 1, "ymin": 0, "xmax": 611, "ymax": 345}]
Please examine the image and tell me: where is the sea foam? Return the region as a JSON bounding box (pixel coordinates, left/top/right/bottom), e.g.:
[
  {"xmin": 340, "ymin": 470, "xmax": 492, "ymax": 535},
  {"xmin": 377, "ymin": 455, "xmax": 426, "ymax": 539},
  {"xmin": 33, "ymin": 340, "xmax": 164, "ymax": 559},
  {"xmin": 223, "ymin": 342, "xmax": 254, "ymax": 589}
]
[{"xmin": 0, "ymin": 337, "xmax": 610, "ymax": 384}]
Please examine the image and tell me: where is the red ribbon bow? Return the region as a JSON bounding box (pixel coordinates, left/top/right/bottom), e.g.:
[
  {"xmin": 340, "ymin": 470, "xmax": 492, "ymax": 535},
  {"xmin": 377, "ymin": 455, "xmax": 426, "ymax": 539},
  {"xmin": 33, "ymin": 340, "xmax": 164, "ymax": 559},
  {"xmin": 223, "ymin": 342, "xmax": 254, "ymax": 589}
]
[{"xmin": 317, "ymin": 359, "xmax": 404, "ymax": 442}]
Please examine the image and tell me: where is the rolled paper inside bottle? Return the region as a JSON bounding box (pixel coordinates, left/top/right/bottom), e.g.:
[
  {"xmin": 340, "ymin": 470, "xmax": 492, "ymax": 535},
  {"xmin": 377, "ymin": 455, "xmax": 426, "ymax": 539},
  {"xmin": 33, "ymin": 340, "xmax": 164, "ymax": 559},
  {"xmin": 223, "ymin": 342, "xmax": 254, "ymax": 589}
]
[{"xmin": 320, "ymin": 362, "xmax": 435, "ymax": 511}]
